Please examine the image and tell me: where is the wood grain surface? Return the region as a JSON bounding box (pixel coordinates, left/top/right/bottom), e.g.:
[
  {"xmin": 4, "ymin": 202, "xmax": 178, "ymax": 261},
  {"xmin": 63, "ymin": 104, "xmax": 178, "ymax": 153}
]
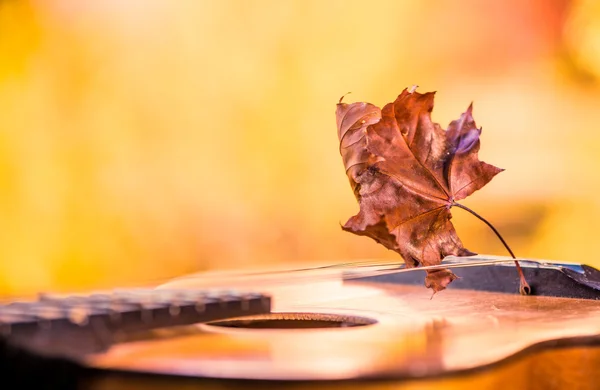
[{"xmin": 85, "ymin": 274, "xmax": 600, "ymax": 387}]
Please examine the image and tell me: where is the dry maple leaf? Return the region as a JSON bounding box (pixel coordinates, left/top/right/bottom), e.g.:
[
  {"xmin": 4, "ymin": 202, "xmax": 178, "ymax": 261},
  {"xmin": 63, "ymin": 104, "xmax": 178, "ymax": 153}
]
[{"xmin": 336, "ymin": 88, "xmax": 518, "ymax": 293}]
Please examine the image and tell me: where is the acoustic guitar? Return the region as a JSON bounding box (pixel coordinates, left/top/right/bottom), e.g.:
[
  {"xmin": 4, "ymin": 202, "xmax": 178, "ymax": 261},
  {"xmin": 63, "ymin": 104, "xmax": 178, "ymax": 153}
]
[{"xmin": 2, "ymin": 255, "xmax": 600, "ymax": 390}]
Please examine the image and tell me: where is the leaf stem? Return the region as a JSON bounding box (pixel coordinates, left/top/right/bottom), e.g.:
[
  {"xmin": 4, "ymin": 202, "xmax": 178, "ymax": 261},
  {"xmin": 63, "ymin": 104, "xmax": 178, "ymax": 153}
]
[
  {"xmin": 452, "ymin": 203, "xmax": 515, "ymax": 257},
  {"xmin": 452, "ymin": 202, "xmax": 531, "ymax": 295}
]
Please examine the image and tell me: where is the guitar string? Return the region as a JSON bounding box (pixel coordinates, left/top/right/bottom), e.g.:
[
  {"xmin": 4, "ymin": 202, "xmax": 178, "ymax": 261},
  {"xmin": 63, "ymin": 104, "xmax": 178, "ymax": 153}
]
[
  {"xmin": 0, "ymin": 257, "xmax": 546, "ymax": 301},
  {"xmin": 158, "ymin": 257, "xmax": 540, "ymax": 289}
]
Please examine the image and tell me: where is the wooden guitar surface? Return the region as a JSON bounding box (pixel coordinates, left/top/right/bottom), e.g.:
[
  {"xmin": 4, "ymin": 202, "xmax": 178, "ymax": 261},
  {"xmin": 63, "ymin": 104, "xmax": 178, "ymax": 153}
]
[{"xmin": 84, "ymin": 264, "xmax": 600, "ymax": 389}]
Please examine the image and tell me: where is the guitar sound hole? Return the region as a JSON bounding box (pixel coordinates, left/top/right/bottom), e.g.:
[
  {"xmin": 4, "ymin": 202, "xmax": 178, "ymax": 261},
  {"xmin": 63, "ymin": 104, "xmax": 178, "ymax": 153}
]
[{"xmin": 207, "ymin": 312, "xmax": 376, "ymax": 329}]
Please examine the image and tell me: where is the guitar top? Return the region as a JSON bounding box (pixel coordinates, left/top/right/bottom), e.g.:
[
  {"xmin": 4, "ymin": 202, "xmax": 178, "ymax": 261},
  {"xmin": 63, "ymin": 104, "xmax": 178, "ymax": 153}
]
[{"xmin": 2, "ymin": 256, "xmax": 600, "ymax": 389}]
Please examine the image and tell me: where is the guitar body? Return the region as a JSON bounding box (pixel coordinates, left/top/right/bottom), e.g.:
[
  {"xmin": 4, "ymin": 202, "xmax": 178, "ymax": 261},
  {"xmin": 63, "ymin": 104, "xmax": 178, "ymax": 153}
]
[
  {"xmin": 89, "ymin": 347, "xmax": 600, "ymax": 390},
  {"xmin": 2, "ymin": 257, "xmax": 600, "ymax": 389},
  {"xmin": 84, "ymin": 262, "xmax": 600, "ymax": 390}
]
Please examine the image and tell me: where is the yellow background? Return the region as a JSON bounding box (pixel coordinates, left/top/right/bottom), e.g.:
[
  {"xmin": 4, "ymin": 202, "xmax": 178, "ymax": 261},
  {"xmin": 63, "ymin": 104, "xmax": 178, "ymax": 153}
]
[{"xmin": 1, "ymin": 0, "xmax": 599, "ymax": 295}]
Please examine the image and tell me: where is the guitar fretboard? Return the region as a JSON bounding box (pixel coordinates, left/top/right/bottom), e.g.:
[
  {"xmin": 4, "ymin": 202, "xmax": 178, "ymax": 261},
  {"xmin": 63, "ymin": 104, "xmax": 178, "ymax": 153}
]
[{"xmin": 0, "ymin": 289, "xmax": 271, "ymax": 359}]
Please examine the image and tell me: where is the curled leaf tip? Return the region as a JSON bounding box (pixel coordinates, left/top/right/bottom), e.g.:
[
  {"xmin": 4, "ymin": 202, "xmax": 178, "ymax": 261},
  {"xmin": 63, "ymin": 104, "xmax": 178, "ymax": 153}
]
[
  {"xmin": 339, "ymin": 92, "xmax": 352, "ymax": 104},
  {"xmin": 408, "ymin": 85, "xmax": 418, "ymax": 93}
]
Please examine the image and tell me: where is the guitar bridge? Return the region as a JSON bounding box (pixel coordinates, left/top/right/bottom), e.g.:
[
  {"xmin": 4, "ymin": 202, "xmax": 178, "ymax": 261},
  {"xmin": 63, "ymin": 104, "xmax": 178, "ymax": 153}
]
[{"xmin": 347, "ymin": 256, "xmax": 600, "ymax": 299}]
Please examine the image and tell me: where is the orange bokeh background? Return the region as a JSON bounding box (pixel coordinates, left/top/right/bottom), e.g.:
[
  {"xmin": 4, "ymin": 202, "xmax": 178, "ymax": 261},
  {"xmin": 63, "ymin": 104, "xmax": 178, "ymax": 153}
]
[{"xmin": 1, "ymin": 0, "xmax": 600, "ymax": 295}]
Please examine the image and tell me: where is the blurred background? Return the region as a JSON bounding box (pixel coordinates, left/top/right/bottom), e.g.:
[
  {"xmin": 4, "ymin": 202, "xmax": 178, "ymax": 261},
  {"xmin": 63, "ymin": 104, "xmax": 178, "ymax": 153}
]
[{"xmin": 0, "ymin": 0, "xmax": 599, "ymax": 295}]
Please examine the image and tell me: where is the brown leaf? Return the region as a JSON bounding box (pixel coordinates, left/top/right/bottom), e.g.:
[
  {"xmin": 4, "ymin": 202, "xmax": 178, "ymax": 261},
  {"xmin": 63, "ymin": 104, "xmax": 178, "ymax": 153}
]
[{"xmin": 336, "ymin": 88, "xmax": 502, "ymax": 293}]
